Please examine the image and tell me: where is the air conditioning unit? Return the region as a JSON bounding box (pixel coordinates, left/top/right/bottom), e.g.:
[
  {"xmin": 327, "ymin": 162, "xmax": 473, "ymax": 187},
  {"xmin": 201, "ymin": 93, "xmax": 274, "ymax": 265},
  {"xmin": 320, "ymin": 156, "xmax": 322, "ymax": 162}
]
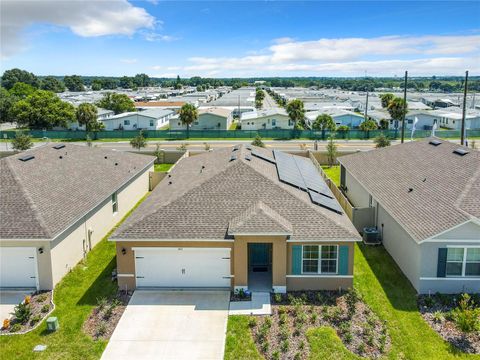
[{"xmin": 363, "ymin": 227, "xmax": 380, "ymax": 245}]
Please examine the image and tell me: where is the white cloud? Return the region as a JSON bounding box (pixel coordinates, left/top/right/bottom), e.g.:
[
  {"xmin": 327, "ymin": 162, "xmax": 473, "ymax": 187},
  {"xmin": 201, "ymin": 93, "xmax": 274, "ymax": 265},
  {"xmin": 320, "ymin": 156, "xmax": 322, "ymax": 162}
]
[
  {"xmin": 143, "ymin": 32, "xmax": 178, "ymax": 42},
  {"xmin": 1, "ymin": 0, "xmax": 155, "ymax": 58},
  {"xmin": 181, "ymin": 34, "xmax": 480, "ymax": 76},
  {"xmin": 120, "ymin": 58, "xmax": 138, "ymax": 64}
]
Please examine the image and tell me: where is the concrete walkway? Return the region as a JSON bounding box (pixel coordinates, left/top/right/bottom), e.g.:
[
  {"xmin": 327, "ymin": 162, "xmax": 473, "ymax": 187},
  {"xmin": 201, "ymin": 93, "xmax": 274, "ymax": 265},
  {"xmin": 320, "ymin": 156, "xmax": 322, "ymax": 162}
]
[
  {"xmin": 101, "ymin": 290, "xmax": 230, "ymax": 360},
  {"xmin": 0, "ymin": 291, "xmax": 29, "ymax": 320},
  {"xmin": 229, "ymin": 292, "xmax": 271, "ymax": 315}
]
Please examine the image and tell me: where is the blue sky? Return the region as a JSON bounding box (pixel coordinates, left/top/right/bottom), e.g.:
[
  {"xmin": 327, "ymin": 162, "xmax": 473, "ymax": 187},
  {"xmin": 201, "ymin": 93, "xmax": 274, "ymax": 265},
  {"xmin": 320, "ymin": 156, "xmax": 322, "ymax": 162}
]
[{"xmin": 1, "ymin": 1, "xmax": 479, "ymax": 77}]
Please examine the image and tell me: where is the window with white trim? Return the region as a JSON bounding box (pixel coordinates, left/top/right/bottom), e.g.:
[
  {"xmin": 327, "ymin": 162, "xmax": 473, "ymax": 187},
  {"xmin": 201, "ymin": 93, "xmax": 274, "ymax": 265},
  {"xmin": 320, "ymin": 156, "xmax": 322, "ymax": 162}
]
[
  {"xmin": 112, "ymin": 192, "xmax": 118, "ymax": 214},
  {"xmin": 124, "ymin": 120, "xmax": 130, "ymax": 125},
  {"xmin": 302, "ymin": 245, "xmax": 338, "ymax": 274},
  {"xmin": 446, "ymin": 248, "xmax": 480, "ymax": 277}
]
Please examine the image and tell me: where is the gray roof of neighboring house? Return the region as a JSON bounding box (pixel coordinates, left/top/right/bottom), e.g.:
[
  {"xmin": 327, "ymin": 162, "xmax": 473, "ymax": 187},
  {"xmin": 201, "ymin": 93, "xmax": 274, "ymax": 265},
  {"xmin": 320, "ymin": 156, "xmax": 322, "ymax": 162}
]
[
  {"xmin": 97, "ymin": 107, "xmax": 115, "ymax": 116},
  {"xmin": 111, "ymin": 145, "xmax": 360, "ymax": 241},
  {"xmin": 0, "ymin": 144, "xmax": 155, "ymax": 240},
  {"xmin": 105, "ymin": 109, "xmax": 174, "ymax": 121},
  {"xmin": 338, "ymin": 139, "xmax": 480, "ymax": 242},
  {"xmin": 241, "ymin": 108, "xmax": 288, "ymax": 121}
]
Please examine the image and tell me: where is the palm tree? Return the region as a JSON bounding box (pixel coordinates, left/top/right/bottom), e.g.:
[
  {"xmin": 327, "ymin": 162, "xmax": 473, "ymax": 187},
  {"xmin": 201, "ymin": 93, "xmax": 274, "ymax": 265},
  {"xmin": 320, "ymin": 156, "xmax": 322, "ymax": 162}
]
[
  {"xmin": 179, "ymin": 103, "xmax": 198, "ymax": 138},
  {"xmin": 312, "ymin": 114, "xmax": 336, "ymax": 140}
]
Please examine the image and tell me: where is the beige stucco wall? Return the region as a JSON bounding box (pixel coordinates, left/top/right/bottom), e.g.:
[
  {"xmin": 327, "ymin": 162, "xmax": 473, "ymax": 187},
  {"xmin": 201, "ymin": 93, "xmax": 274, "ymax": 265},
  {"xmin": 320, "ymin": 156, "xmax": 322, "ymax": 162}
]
[
  {"xmin": 47, "ymin": 164, "xmax": 152, "ymax": 289},
  {"xmin": 115, "ymin": 241, "xmax": 234, "ymax": 290},
  {"xmin": 233, "ymin": 235, "xmax": 287, "ymax": 288},
  {"xmin": 0, "ymin": 241, "xmax": 52, "ymax": 290}
]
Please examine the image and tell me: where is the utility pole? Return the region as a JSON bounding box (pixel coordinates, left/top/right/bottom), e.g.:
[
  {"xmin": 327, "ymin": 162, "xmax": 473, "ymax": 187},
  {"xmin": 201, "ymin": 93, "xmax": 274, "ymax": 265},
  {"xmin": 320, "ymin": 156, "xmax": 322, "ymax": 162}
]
[
  {"xmin": 364, "ymin": 91, "xmax": 369, "ymax": 122},
  {"xmin": 461, "ymin": 70, "xmax": 469, "ymax": 146},
  {"xmin": 401, "ymin": 71, "xmax": 408, "ymax": 143}
]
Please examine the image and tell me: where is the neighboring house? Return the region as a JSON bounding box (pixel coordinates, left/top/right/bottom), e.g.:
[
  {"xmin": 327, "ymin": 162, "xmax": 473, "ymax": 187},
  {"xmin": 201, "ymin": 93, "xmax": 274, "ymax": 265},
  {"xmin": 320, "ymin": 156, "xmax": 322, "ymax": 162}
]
[
  {"xmin": 401, "ymin": 109, "xmax": 480, "ymax": 131},
  {"xmin": 169, "ymin": 107, "xmax": 233, "ymax": 130},
  {"xmin": 240, "ymin": 108, "xmax": 293, "ymax": 130},
  {"xmin": 97, "ymin": 107, "xmax": 115, "ymax": 121},
  {"xmin": 0, "ymin": 144, "xmax": 154, "ymax": 290},
  {"xmin": 306, "ymin": 109, "xmax": 365, "ymax": 129},
  {"xmin": 110, "ymin": 145, "xmax": 361, "ymax": 293},
  {"xmin": 134, "ymin": 101, "xmax": 187, "ymax": 112},
  {"xmin": 100, "ymin": 109, "xmax": 175, "ymax": 131},
  {"xmin": 338, "ymin": 139, "xmax": 480, "ymax": 294}
]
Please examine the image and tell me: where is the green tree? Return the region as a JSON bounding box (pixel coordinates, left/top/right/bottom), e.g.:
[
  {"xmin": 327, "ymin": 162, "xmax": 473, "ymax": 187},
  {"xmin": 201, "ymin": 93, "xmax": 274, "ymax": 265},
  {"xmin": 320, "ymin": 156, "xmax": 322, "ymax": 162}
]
[
  {"xmin": 251, "ymin": 134, "xmax": 265, "ymax": 147},
  {"xmin": 379, "ymin": 119, "xmax": 389, "ymax": 130},
  {"xmin": 312, "ymin": 114, "xmax": 336, "ymax": 139},
  {"xmin": 130, "ymin": 130, "xmax": 146, "ymax": 151},
  {"xmin": 11, "ymin": 90, "xmax": 75, "ymax": 129},
  {"xmin": 11, "ymin": 131, "xmax": 33, "ymax": 151},
  {"xmin": 41, "ymin": 76, "xmax": 65, "ymax": 93},
  {"xmin": 374, "ymin": 133, "xmax": 391, "ymax": 148},
  {"xmin": 76, "ymin": 103, "xmax": 104, "ymax": 132},
  {"xmin": 359, "ymin": 120, "xmax": 378, "ymax": 131},
  {"xmin": 326, "ymin": 136, "xmax": 338, "ymax": 167},
  {"xmin": 96, "ymin": 93, "xmax": 135, "ymax": 114},
  {"xmin": 286, "ymin": 99, "xmax": 305, "ymax": 129},
  {"xmin": 9, "ymin": 82, "xmax": 36, "ymax": 98},
  {"xmin": 178, "ymin": 103, "xmax": 198, "ymax": 138},
  {"xmin": 1, "ymin": 68, "xmax": 39, "ymax": 90},
  {"xmin": 380, "ymin": 93, "xmax": 395, "ymax": 108},
  {"xmin": 387, "ymin": 97, "xmax": 408, "ymax": 122},
  {"xmin": 119, "ymin": 76, "xmax": 134, "ymax": 89},
  {"xmin": 0, "ymin": 87, "xmax": 17, "ymax": 123},
  {"xmin": 91, "ymin": 80, "xmax": 102, "ymax": 91},
  {"xmin": 134, "ymin": 73, "xmax": 150, "ymax": 88},
  {"xmin": 63, "ymin": 75, "xmax": 85, "ymax": 92}
]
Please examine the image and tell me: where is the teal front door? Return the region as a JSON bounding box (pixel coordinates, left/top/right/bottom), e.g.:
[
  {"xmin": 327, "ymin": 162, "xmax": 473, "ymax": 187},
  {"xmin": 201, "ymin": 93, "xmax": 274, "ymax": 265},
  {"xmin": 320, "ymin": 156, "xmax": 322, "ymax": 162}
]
[{"xmin": 248, "ymin": 243, "xmax": 271, "ymax": 272}]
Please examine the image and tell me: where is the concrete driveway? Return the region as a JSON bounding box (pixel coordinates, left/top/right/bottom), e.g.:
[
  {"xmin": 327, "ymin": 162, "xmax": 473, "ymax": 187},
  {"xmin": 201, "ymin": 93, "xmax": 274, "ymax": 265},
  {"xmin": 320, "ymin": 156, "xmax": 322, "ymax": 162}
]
[
  {"xmin": 101, "ymin": 290, "xmax": 230, "ymax": 360},
  {"xmin": 0, "ymin": 291, "xmax": 30, "ymax": 320}
]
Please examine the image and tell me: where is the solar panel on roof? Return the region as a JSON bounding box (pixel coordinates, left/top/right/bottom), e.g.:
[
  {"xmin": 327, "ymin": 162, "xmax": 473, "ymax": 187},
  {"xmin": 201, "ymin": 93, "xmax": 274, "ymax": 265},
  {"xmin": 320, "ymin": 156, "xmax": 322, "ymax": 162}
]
[
  {"xmin": 53, "ymin": 144, "xmax": 66, "ymax": 150},
  {"xmin": 309, "ymin": 190, "xmax": 343, "ymax": 214},
  {"xmin": 429, "ymin": 140, "xmax": 441, "ymax": 146},
  {"xmin": 19, "ymin": 155, "xmax": 35, "ymax": 162},
  {"xmin": 251, "ymin": 149, "xmax": 276, "ymax": 164},
  {"xmin": 453, "ymin": 148, "xmax": 469, "ymax": 156}
]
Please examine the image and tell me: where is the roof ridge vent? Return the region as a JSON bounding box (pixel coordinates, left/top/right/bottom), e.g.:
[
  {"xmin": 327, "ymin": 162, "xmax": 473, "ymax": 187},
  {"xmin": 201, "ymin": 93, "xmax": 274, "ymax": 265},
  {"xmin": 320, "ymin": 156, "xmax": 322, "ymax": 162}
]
[
  {"xmin": 453, "ymin": 148, "xmax": 469, "ymax": 156},
  {"xmin": 53, "ymin": 144, "xmax": 66, "ymax": 150},
  {"xmin": 429, "ymin": 139, "xmax": 442, "ymax": 146}
]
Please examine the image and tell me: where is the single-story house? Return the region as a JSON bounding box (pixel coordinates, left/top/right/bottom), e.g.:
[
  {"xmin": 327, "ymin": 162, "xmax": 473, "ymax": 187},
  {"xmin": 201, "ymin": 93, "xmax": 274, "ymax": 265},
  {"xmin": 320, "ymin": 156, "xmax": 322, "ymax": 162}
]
[
  {"xmin": 110, "ymin": 145, "xmax": 361, "ymax": 293},
  {"xmin": 101, "ymin": 109, "xmax": 175, "ymax": 131},
  {"xmin": 241, "ymin": 108, "xmax": 293, "ymax": 130},
  {"xmin": 169, "ymin": 107, "xmax": 233, "ymax": 131},
  {"xmin": 0, "ymin": 144, "xmax": 154, "ymax": 290},
  {"xmin": 97, "ymin": 107, "xmax": 115, "ymax": 121},
  {"xmin": 338, "ymin": 139, "xmax": 479, "ymax": 294},
  {"xmin": 306, "ymin": 109, "xmax": 365, "ymax": 129}
]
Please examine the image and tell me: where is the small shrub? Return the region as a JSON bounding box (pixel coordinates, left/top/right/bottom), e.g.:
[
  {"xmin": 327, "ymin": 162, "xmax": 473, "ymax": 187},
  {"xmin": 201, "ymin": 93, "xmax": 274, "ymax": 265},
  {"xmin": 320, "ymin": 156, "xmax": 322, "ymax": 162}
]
[
  {"xmin": 24, "ymin": 295, "xmax": 31, "ymax": 305},
  {"xmin": 294, "ymin": 352, "xmax": 301, "ymax": 360},
  {"xmin": 281, "ymin": 340, "xmax": 289, "ymax": 353},
  {"xmin": 450, "ymin": 293, "xmax": 480, "ymax": 333},
  {"xmin": 261, "ymin": 341, "xmax": 269, "ymax": 353},
  {"xmin": 30, "ymin": 314, "xmax": 42, "ymax": 325},
  {"xmin": 280, "ymin": 326, "xmax": 289, "ymax": 341},
  {"xmin": 309, "ymin": 305, "xmax": 315, "ymax": 313},
  {"xmin": 310, "ymin": 312, "xmax": 318, "ymax": 323},
  {"xmin": 358, "ymin": 342, "xmax": 366, "ymax": 354},
  {"xmin": 279, "ymin": 313, "xmax": 287, "ymax": 325},
  {"xmin": 41, "ymin": 304, "xmax": 50, "ymax": 313},
  {"xmin": 11, "ymin": 302, "xmax": 31, "ymax": 324},
  {"xmin": 433, "ymin": 311, "xmax": 444, "ymax": 323},
  {"xmin": 367, "ymin": 335, "xmax": 375, "ymax": 346},
  {"xmin": 3, "ymin": 319, "xmax": 10, "ymax": 329},
  {"xmin": 248, "ymin": 317, "xmax": 257, "ymax": 328},
  {"xmin": 264, "ymin": 316, "xmax": 272, "ymax": 328},
  {"xmin": 10, "ymin": 323, "xmax": 21, "ymax": 333},
  {"xmin": 103, "ymin": 305, "xmax": 114, "ymax": 320},
  {"xmin": 344, "ymin": 331, "xmax": 353, "ymax": 343},
  {"xmin": 299, "ymin": 340, "xmax": 305, "ymax": 350},
  {"xmin": 297, "ymin": 311, "xmax": 307, "ymax": 325},
  {"xmin": 278, "ymin": 305, "xmax": 287, "ymax": 315},
  {"xmin": 338, "ymin": 321, "xmax": 350, "ymax": 334},
  {"xmin": 272, "ymin": 350, "xmax": 280, "ymax": 360},
  {"xmin": 96, "ymin": 297, "xmax": 108, "ymax": 311},
  {"xmin": 274, "ymin": 293, "xmax": 282, "ymax": 303},
  {"xmin": 423, "ymin": 296, "xmax": 435, "ymax": 308},
  {"xmin": 316, "ymin": 292, "xmax": 325, "ymax": 304},
  {"xmin": 36, "ymin": 294, "xmax": 47, "ymax": 303},
  {"xmin": 251, "ymin": 134, "xmax": 265, "ymax": 148},
  {"xmin": 96, "ymin": 321, "xmax": 107, "ymax": 337}
]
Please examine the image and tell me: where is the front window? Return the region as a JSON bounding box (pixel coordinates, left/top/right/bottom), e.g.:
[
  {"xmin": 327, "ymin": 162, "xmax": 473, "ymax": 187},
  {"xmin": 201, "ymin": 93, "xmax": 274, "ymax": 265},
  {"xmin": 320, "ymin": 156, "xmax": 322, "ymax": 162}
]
[
  {"xmin": 446, "ymin": 248, "xmax": 480, "ymax": 277},
  {"xmin": 150, "ymin": 120, "xmax": 154, "ymax": 126},
  {"xmin": 272, "ymin": 119, "xmax": 277, "ymax": 126},
  {"xmin": 124, "ymin": 120, "xmax": 130, "ymax": 125},
  {"xmin": 302, "ymin": 245, "xmax": 338, "ymax": 274}
]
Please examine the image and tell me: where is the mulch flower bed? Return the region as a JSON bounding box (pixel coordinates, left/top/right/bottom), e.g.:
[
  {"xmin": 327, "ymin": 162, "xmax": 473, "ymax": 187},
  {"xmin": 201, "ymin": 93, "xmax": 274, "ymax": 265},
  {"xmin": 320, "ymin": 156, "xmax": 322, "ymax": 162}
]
[
  {"xmin": 0, "ymin": 291, "xmax": 53, "ymax": 334},
  {"xmin": 418, "ymin": 293, "xmax": 480, "ymax": 354},
  {"xmin": 83, "ymin": 291, "xmax": 132, "ymax": 341},
  {"xmin": 250, "ymin": 290, "xmax": 390, "ymax": 359}
]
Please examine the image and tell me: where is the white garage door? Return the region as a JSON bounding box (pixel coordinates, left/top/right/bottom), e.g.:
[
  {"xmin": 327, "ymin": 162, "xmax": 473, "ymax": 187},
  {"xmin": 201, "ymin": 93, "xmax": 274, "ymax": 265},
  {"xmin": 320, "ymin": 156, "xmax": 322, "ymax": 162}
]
[
  {"xmin": 0, "ymin": 247, "xmax": 38, "ymax": 288},
  {"xmin": 134, "ymin": 247, "xmax": 231, "ymax": 288}
]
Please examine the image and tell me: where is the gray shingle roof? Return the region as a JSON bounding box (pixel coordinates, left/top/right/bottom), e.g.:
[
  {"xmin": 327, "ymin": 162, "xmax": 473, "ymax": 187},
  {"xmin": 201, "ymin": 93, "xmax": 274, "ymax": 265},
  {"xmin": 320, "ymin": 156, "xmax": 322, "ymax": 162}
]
[
  {"xmin": 228, "ymin": 201, "xmax": 293, "ymax": 235},
  {"xmin": 338, "ymin": 139, "xmax": 480, "ymax": 242},
  {"xmin": 0, "ymin": 144, "xmax": 155, "ymax": 240},
  {"xmin": 112, "ymin": 146, "xmax": 360, "ymax": 241}
]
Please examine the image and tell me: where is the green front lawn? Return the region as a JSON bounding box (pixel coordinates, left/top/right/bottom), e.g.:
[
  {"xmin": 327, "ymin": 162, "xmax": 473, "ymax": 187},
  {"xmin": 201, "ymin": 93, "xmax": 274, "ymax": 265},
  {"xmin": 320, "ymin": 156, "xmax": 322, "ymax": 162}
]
[
  {"xmin": 154, "ymin": 163, "xmax": 174, "ymax": 172},
  {"xmin": 225, "ymin": 244, "xmax": 477, "ymax": 359},
  {"xmin": 321, "ymin": 165, "xmax": 340, "ymax": 187},
  {"xmin": 0, "ymin": 195, "xmax": 148, "ymax": 360}
]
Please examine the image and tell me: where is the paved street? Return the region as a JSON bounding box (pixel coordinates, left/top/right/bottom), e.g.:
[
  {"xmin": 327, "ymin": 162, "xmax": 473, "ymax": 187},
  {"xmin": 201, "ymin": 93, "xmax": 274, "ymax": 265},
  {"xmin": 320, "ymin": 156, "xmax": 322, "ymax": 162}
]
[{"xmin": 262, "ymin": 90, "xmax": 278, "ymax": 109}]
